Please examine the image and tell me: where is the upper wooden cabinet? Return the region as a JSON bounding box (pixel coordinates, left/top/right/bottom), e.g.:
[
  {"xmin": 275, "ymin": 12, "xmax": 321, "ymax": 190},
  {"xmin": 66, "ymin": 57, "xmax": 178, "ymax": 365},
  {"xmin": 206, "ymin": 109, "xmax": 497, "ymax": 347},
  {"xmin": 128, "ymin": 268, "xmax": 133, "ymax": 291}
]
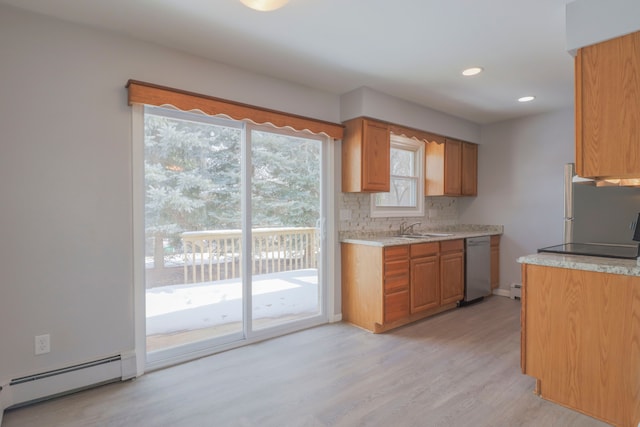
[
  {"xmin": 461, "ymin": 142, "xmax": 478, "ymax": 196},
  {"xmin": 575, "ymin": 30, "xmax": 640, "ymax": 178},
  {"xmin": 342, "ymin": 117, "xmax": 390, "ymax": 192},
  {"xmin": 425, "ymin": 138, "xmax": 478, "ymax": 196}
]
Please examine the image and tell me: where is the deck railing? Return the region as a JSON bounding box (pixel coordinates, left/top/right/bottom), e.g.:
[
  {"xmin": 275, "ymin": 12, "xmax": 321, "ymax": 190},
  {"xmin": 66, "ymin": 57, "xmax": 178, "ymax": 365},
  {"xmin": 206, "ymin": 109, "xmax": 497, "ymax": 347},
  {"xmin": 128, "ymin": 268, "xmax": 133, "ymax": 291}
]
[{"xmin": 181, "ymin": 227, "xmax": 318, "ymax": 283}]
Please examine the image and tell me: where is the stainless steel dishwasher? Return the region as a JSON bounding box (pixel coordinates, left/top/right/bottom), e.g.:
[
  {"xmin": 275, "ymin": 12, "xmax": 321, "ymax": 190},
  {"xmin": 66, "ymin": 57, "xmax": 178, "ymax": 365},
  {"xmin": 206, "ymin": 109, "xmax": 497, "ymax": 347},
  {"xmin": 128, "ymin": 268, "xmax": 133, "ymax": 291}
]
[{"xmin": 463, "ymin": 236, "xmax": 491, "ymax": 304}]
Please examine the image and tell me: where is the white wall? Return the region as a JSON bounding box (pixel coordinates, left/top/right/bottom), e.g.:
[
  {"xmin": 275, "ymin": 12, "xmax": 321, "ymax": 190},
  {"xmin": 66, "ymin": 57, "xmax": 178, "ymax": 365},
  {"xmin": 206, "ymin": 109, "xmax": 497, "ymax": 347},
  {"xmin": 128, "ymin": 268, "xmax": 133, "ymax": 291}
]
[
  {"xmin": 340, "ymin": 87, "xmax": 481, "ymax": 143},
  {"xmin": 566, "ymin": 0, "xmax": 640, "ymax": 54},
  {"xmin": 0, "ymin": 4, "xmax": 341, "ymax": 385},
  {"xmin": 459, "ymin": 109, "xmax": 575, "ymax": 289}
]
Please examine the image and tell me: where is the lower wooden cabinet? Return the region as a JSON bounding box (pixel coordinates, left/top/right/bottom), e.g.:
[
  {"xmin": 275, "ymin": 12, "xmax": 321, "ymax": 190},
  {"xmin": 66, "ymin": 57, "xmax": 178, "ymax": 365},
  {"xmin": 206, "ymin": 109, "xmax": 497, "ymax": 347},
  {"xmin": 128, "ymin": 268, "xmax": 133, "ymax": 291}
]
[
  {"xmin": 383, "ymin": 245, "xmax": 410, "ymax": 323},
  {"xmin": 342, "ymin": 239, "xmax": 464, "ymax": 333},
  {"xmin": 521, "ymin": 264, "xmax": 640, "ymax": 427},
  {"xmin": 440, "ymin": 240, "xmax": 464, "ymax": 305},
  {"xmin": 410, "ymin": 243, "xmax": 439, "ymax": 313}
]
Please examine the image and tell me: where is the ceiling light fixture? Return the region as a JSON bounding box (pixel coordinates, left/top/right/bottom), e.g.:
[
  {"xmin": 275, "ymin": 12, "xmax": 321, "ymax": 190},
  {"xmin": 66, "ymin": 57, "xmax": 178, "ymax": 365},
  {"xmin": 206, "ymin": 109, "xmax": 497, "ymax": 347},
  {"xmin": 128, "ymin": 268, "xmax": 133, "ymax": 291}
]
[
  {"xmin": 462, "ymin": 67, "xmax": 483, "ymax": 76},
  {"xmin": 239, "ymin": 0, "xmax": 289, "ymax": 11},
  {"xmin": 518, "ymin": 96, "xmax": 536, "ymax": 103}
]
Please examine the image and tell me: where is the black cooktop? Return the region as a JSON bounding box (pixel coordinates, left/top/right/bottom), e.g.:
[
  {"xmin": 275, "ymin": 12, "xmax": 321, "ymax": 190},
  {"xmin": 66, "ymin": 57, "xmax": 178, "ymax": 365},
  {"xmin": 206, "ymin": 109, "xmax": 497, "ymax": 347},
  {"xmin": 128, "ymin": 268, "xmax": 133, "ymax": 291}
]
[{"xmin": 538, "ymin": 243, "xmax": 640, "ymax": 260}]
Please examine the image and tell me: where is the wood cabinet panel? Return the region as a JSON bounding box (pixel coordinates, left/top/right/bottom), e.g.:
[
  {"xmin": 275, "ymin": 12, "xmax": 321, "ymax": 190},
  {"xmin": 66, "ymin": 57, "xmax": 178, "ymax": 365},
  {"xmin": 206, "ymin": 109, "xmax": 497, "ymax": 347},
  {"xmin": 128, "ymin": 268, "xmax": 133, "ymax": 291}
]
[
  {"xmin": 522, "ymin": 264, "xmax": 640, "ymax": 427},
  {"xmin": 410, "ymin": 255, "xmax": 439, "ymax": 313},
  {"xmin": 576, "ymin": 30, "xmax": 640, "ymax": 178},
  {"xmin": 383, "ymin": 272, "xmax": 409, "ymax": 293},
  {"xmin": 490, "ymin": 235, "xmax": 500, "ymax": 290},
  {"xmin": 384, "ymin": 259, "xmax": 410, "ymax": 279},
  {"xmin": 444, "ymin": 139, "xmax": 462, "ymax": 195},
  {"xmin": 341, "ymin": 243, "xmax": 384, "ymax": 330},
  {"xmin": 384, "ymin": 290, "xmax": 410, "ymax": 323},
  {"xmin": 410, "ymin": 242, "xmax": 439, "ymax": 258},
  {"xmin": 385, "ymin": 245, "xmax": 410, "ymax": 261},
  {"xmin": 440, "ymin": 239, "xmax": 463, "ymax": 253},
  {"xmin": 383, "ymin": 246, "xmax": 410, "ymax": 321},
  {"xmin": 425, "ymin": 139, "xmax": 478, "ymax": 196},
  {"xmin": 440, "ymin": 251, "xmax": 464, "ymax": 305},
  {"xmin": 342, "ymin": 117, "xmax": 390, "ymax": 192},
  {"xmin": 461, "ymin": 142, "xmax": 478, "ymax": 196}
]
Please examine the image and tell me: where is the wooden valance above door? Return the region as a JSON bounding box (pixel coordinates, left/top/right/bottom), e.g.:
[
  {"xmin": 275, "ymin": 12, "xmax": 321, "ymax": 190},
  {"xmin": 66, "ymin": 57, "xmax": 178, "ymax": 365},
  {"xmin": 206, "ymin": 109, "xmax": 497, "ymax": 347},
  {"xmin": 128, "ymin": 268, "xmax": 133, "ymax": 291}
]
[{"xmin": 126, "ymin": 80, "xmax": 344, "ymax": 140}]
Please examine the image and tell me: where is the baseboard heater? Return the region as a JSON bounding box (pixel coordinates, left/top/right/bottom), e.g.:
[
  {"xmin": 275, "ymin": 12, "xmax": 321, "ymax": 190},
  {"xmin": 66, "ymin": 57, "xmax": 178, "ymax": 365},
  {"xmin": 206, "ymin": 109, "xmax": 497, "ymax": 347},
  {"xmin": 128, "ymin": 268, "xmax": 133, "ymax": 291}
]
[
  {"xmin": 5, "ymin": 353, "xmax": 135, "ymax": 410},
  {"xmin": 510, "ymin": 283, "xmax": 522, "ymax": 299}
]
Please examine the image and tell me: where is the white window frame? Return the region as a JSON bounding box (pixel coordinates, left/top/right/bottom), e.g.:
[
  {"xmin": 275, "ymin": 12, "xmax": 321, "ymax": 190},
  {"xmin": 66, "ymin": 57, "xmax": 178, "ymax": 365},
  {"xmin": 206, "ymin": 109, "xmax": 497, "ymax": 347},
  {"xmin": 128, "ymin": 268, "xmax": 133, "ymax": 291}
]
[{"xmin": 370, "ymin": 134, "xmax": 424, "ymax": 218}]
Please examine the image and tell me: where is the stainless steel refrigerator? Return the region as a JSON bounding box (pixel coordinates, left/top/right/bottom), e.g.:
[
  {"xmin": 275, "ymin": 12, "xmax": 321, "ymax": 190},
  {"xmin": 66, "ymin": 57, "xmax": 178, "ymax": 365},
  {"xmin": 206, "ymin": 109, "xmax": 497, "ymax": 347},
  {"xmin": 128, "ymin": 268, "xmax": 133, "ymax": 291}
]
[{"xmin": 564, "ymin": 163, "xmax": 640, "ymax": 245}]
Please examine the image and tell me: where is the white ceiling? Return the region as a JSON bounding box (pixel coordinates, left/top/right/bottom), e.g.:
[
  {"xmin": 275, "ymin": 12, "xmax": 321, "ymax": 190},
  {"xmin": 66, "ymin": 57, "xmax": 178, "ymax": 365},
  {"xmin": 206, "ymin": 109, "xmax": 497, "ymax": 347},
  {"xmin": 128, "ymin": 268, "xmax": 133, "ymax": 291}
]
[{"xmin": 1, "ymin": 0, "xmax": 576, "ymax": 124}]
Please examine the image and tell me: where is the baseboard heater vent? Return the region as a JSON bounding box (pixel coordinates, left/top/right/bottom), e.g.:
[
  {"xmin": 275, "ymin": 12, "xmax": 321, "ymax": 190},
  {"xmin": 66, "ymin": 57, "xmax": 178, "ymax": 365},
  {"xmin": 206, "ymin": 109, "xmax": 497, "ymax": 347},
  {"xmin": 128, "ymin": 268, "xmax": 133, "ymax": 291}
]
[{"xmin": 7, "ymin": 355, "xmax": 123, "ymax": 409}]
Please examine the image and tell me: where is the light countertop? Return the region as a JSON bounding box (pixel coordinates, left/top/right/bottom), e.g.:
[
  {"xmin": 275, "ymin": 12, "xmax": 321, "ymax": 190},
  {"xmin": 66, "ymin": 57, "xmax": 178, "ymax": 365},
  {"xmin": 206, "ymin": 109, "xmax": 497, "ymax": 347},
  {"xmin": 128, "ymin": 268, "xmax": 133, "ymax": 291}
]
[
  {"xmin": 340, "ymin": 225, "xmax": 503, "ymax": 247},
  {"xmin": 518, "ymin": 253, "xmax": 640, "ymax": 277}
]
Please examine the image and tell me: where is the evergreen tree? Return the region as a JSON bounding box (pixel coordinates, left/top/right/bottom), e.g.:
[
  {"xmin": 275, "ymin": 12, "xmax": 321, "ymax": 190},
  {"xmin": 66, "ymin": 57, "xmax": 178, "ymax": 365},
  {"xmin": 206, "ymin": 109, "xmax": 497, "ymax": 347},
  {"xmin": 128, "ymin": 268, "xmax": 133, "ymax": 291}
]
[{"xmin": 144, "ymin": 111, "xmax": 320, "ymax": 266}]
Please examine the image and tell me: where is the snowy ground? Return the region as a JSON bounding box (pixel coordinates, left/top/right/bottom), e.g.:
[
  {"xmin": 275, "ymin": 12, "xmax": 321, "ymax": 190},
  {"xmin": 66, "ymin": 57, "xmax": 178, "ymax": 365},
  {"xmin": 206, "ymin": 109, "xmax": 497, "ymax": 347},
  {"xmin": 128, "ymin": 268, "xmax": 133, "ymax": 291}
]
[{"xmin": 146, "ymin": 269, "xmax": 319, "ymax": 335}]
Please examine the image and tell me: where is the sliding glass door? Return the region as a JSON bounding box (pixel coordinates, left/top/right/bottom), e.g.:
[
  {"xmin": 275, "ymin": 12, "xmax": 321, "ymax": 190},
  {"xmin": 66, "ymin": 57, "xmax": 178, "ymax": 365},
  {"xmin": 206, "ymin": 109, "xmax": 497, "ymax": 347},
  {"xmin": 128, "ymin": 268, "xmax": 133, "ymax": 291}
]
[
  {"xmin": 142, "ymin": 106, "xmax": 325, "ymax": 364},
  {"xmin": 249, "ymin": 128, "xmax": 321, "ymax": 331}
]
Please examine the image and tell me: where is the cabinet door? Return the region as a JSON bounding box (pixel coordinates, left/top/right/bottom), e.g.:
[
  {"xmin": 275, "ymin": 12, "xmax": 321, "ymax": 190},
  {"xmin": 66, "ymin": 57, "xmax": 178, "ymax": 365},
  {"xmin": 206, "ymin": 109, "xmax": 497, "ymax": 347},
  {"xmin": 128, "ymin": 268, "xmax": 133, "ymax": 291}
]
[
  {"xmin": 444, "ymin": 139, "xmax": 462, "ymax": 195},
  {"xmin": 461, "ymin": 142, "xmax": 477, "ymax": 196},
  {"xmin": 425, "ymin": 141, "xmax": 445, "ymax": 196},
  {"xmin": 410, "ymin": 255, "xmax": 439, "ymax": 313},
  {"xmin": 361, "ymin": 119, "xmax": 390, "ymax": 192},
  {"xmin": 576, "ymin": 31, "xmax": 640, "ymax": 178},
  {"xmin": 384, "ymin": 290, "xmax": 410, "ymax": 323},
  {"xmin": 342, "ymin": 118, "xmax": 390, "ymax": 192},
  {"xmin": 490, "ymin": 235, "xmax": 500, "ymax": 290},
  {"xmin": 440, "ymin": 251, "xmax": 464, "ymax": 305}
]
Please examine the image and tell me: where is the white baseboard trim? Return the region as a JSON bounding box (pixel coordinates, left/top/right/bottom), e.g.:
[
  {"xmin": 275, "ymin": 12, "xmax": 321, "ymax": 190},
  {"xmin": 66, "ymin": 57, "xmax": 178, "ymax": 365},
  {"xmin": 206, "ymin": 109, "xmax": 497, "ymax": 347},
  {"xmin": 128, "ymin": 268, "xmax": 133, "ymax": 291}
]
[
  {"xmin": 120, "ymin": 351, "xmax": 137, "ymax": 380},
  {"xmin": 492, "ymin": 288, "xmax": 511, "ymax": 297},
  {"xmin": 3, "ymin": 351, "xmax": 136, "ymax": 413},
  {"xmin": 330, "ymin": 314, "xmax": 342, "ymax": 323}
]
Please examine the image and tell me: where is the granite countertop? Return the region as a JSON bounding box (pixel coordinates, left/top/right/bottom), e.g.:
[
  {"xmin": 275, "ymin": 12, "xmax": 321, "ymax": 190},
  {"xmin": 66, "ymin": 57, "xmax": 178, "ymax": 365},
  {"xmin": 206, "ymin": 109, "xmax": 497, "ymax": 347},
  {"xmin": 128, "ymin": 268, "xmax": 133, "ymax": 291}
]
[
  {"xmin": 340, "ymin": 225, "xmax": 503, "ymax": 247},
  {"xmin": 518, "ymin": 253, "xmax": 640, "ymax": 277}
]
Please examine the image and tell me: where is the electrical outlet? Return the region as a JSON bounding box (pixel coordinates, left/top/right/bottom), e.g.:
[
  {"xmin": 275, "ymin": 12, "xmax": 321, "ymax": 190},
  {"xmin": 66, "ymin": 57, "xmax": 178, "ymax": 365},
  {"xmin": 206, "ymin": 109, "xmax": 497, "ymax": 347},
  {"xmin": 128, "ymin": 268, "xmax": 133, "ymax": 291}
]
[{"xmin": 35, "ymin": 334, "xmax": 50, "ymax": 355}]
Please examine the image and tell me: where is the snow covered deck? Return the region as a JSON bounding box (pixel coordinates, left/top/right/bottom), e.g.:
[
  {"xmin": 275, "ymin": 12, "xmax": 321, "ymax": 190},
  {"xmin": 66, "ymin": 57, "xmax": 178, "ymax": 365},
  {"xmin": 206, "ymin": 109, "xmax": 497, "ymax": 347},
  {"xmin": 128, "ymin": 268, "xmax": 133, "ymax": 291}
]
[{"xmin": 146, "ymin": 269, "xmax": 319, "ymax": 336}]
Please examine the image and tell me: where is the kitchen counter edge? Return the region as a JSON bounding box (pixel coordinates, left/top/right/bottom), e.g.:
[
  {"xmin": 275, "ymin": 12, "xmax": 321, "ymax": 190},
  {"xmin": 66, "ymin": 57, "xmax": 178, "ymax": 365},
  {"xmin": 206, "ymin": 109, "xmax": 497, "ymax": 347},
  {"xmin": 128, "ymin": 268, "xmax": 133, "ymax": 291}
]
[
  {"xmin": 341, "ymin": 229, "xmax": 502, "ymax": 247},
  {"xmin": 518, "ymin": 253, "xmax": 640, "ymax": 277}
]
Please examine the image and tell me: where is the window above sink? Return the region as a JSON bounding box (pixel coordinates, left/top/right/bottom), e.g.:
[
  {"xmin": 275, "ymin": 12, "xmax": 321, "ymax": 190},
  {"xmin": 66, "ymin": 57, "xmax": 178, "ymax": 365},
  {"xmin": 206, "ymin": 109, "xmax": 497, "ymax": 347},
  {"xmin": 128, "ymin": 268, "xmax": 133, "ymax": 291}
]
[{"xmin": 370, "ymin": 134, "xmax": 424, "ymax": 218}]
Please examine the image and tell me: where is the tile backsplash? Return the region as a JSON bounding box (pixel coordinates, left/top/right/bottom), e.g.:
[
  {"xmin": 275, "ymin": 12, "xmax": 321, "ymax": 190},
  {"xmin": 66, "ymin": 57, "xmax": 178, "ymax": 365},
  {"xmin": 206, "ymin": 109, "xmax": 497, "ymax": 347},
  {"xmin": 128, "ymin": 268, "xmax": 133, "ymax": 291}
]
[{"xmin": 339, "ymin": 193, "xmax": 459, "ymax": 234}]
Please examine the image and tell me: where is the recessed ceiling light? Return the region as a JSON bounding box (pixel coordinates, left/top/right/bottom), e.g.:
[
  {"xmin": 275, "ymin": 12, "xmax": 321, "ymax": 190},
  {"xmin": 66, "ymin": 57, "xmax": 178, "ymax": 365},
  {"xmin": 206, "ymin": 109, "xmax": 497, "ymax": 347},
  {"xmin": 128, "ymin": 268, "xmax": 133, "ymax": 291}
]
[
  {"xmin": 240, "ymin": 0, "xmax": 289, "ymax": 11},
  {"xmin": 462, "ymin": 67, "xmax": 483, "ymax": 76},
  {"xmin": 518, "ymin": 96, "xmax": 536, "ymax": 103}
]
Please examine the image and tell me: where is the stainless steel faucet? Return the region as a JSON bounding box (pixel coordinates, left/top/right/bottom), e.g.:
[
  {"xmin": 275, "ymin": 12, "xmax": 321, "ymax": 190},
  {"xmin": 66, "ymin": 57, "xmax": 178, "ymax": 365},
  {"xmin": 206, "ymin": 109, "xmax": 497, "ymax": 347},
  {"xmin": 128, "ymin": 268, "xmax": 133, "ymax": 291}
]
[{"xmin": 399, "ymin": 221, "xmax": 421, "ymax": 235}]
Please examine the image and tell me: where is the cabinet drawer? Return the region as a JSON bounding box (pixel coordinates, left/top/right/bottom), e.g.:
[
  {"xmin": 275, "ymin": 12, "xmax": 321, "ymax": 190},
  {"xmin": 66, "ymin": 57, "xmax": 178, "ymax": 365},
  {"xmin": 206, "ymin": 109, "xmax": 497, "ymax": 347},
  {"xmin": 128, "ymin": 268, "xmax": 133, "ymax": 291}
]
[
  {"xmin": 384, "ymin": 273, "xmax": 409, "ymax": 293},
  {"xmin": 410, "ymin": 242, "xmax": 439, "ymax": 258},
  {"xmin": 384, "ymin": 290, "xmax": 410, "ymax": 323},
  {"xmin": 440, "ymin": 239, "xmax": 463, "ymax": 253},
  {"xmin": 384, "ymin": 245, "xmax": 409, "ymax": 261},
  {"xmin": 384, "ymin": 259, "xmax": 409, "ymax": 277}
]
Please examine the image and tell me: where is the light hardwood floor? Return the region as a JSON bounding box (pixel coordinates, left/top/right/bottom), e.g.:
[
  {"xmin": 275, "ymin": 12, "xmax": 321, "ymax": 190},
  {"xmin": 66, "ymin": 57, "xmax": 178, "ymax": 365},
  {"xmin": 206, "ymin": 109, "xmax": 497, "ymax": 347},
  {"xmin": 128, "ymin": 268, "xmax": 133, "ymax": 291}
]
[{"xmin": 3, "ymin": 296, "xmax": 610, "ymax": 427}]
